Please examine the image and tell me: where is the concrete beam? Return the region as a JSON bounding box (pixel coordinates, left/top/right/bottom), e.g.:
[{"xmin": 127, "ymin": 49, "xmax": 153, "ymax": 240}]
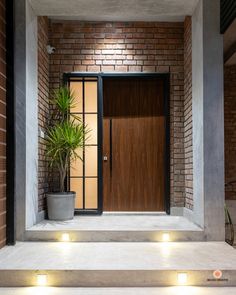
[{"xmin": 29, "ymin": 0, "xmax": 198, "ymax": 22}]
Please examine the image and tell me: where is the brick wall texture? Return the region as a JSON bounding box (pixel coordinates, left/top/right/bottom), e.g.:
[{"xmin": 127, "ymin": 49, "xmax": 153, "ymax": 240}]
[
  {"xmin": 225, "ymin": 65, "xmax": 236, "ymax": 200},
  {"xmin": 38, "ymin": 16, "xmax": 50, "ymax": 211},
  {"xmin": 0, "ymin": 0, "xmax": 6, "ymax": 248},
  {"xmin": 38, "ymin": 18, "xmax": 194, "ymax": 210},
  {"xmin": 183, "ymin": 17, "xmax": 193, "ymax": 210}
]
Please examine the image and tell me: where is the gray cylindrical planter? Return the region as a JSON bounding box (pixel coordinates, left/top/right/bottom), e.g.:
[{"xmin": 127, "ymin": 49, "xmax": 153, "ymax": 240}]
[{"xmin": 47, "ymin": 192, "xmax": 76, "ymax": 221}]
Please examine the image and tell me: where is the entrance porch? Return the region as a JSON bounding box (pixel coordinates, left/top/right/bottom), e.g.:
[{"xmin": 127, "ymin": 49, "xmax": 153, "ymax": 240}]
[
  {"xmin": 13, "ymin": 0, "xmax": 225, "ymax": 242},
  {"xmin": 1, "ymin": 0, "xmax": 236, "ymax": 293}
]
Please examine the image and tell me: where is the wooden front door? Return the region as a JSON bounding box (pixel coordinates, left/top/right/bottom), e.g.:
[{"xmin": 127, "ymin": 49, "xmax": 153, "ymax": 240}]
[{"xmin": 103, "ymin": 77, "xmax": 167, "ymax": 212}]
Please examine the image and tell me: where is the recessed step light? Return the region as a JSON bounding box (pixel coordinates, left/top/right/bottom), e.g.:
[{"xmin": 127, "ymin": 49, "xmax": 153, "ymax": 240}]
[
  {"xmin": 36, "ymin": 274, "xmax": 48, "ymax": 286},
  {"xmin": 177, "ymin": 273, "xmax": 188, "ymax": 285},
  {"xmin": 162, "ymin": 233, "xmax": 170, "ymax": 242},
  {"xmin": 61, "ymin": 233, "xmax": 70, "ymax": 242}
]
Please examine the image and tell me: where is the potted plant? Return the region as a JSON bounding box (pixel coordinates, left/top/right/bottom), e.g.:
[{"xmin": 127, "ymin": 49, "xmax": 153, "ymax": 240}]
[{"xmin": 45, "ymin": 86, "xmax": 88, "ymax": 220}]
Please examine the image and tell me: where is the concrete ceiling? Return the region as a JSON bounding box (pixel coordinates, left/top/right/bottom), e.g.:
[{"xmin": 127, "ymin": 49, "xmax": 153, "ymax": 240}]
[
  {"xmin": 224, "ymin": 19, "xmax": 236, "ymax": 65},
  {"xmin": 29, "ymin": 0, "xmax": 198, "ymax": 22}
]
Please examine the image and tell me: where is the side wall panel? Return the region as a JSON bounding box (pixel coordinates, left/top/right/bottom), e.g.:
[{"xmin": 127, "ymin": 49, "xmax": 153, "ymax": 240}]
[{"xmin": 0, "ymin": 0, "xmax": 7, "ymax": 248}]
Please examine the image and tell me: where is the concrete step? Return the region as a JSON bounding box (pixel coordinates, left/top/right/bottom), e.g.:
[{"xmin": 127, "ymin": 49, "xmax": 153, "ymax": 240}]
[
  {"xmin": 25, "ymin": 229, "xmax": 204, "ymax": 242},
  {"xmin": 0, "ymin": 242, "xmax": 236, "ymax": 287},
  {"xmin": 1, "ymin": 287, "xmax": 236, "ymax": 295},
  {"xmin": 26, "ymin": 215, "xmax": 204, "ymax": 242}
]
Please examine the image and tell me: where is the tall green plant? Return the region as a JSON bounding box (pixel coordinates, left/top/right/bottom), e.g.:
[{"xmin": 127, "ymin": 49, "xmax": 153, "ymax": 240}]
[{"xmin": 45, "ymin": 86, "xmax": 89, "ymax": 192}]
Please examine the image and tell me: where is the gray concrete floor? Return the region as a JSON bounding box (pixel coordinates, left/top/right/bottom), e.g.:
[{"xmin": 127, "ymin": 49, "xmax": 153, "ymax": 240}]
[
  {"xmin": 0, "ymin": 242, "xmax": 235, "ymax": 270},
  {"xmin": 29, "ymin": 214, "xmax": 202, "ymax": 231},
  {"xmin": 1, "ymin": 287, "xmax": 236, "ymax": 295}
]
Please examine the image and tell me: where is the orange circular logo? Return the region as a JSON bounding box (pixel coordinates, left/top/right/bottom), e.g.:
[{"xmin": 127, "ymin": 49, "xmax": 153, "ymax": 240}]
[{"xmin": 213, "ymin": 270, "xmax": 222, "ymax": 279}]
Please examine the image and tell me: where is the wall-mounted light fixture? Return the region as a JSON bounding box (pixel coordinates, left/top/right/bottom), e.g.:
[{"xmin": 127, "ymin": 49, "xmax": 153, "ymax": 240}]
[{"xmin": 46, "ymin": 45, "xmax": 56, "ymax": 54}]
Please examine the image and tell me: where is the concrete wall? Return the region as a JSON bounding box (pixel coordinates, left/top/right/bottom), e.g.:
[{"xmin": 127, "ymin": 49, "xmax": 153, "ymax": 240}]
[
  {"xmin": 192, "ymin": 0, "xmax": 224, "ymax": 239},
  {"xmin": 15, "ymin": 0, "xmax": 27, "ymax": 240},
  {"xmin": 25, "ymin": 0, "xmax": 38, "ymax": 228},
  {"xmin": 15, "ymin": 0, "xmax": 39, "ymax": 238},
  {"xmin": 192, "ymin": 0, "xmax": 204, "ymax": 228}
]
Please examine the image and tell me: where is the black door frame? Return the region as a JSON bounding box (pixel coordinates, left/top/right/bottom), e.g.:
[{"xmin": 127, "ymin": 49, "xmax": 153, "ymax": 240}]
[
  {"xmin": 6, "ymin": 0, "xmax": 15, "ymax": 245},
  {"xmin": 64, "ymin": 72, "xmax": 170, "ymax": 215}
]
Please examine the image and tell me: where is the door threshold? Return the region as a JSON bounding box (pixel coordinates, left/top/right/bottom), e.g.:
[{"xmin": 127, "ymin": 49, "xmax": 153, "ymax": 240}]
[{"xmin": 103, "ymin": 211, "xmax": 167, "ymax": 216}]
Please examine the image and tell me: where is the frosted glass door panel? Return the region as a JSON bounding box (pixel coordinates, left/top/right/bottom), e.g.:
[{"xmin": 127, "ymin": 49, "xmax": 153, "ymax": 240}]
[
  {"xmin": 70, "ymin": 81, "xmax": 83, "ymax": 113},
  {"xmin": 85, "ymin": 82, "xmax": 97, "ymax": 113},
  {"xmin": 69, "ymin": 78, "xmax": 99, "ymax": 211}
]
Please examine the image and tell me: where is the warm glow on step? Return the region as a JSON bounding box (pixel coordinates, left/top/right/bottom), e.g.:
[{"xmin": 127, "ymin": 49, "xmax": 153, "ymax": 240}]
[
  {"xmin": 61, "ymin": 233, "xmax": 70, "ymax": 242},
  {"xmin": 162, "ymin": 233, "xmax": 170, "ymax": 242},
  {"xmin": 177, "ymin": 273, "xmax": 188, "ymax": 285},
  {"xmin": 160, "ymin": 243, "xmax": 171, "ymax": 257},
  {"xmin": 36, "ymin": 274, "xmax": 48, "ymax": 286}
]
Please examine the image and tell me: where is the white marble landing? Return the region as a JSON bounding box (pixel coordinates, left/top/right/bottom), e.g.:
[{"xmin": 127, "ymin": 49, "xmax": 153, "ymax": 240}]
[
  {"xmin": 29, "ymin": 215, "xmax": 201, "ymax": 231},
  {"xmin": 0, "ymin": 287, "xmax": 236, "ymax": 295}
]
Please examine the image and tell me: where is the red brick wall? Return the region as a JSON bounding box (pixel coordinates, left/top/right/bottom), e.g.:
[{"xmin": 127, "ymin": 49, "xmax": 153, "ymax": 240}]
[
  {"xmin": 183, "ymin": 17, "xmax": 193, "ymax": 210},
  {"xmin": 48, "ymin": 20, "xmax": 185, "ymax": 208},
  {"xmin": 225, "ymin": 65, "xmax": 236, "ymax": 200},
  {"xmin": 0, "ymin": 0, "xmax": 6, "ymax": 248},
  {"xmin": 38, "ymin": 16, "xmax": 50, "ymax": 212}
]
